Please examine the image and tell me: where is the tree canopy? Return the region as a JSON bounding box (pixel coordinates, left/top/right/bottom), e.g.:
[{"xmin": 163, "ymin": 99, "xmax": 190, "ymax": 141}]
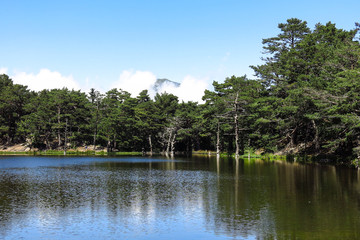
[{"xmin": 2, "ymin": 18, "xmax": 360, "ymax": 162}]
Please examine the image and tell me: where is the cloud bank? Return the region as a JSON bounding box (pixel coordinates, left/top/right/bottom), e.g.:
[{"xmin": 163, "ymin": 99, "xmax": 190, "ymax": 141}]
[
  {"xmin": 156, "ymin": 75, "xmax": 208, "ymax": 103},
  {"xmin": 2, "ymin": 67, "xmax": 209, "ymax": 102},
  {"xmin": 111, "ymin": 70, "xmax": 208, "ymax": 103},
  {"xmin": 11, "ymin": 69, "xmax": 80, "ymax": 91},
  {"xmin": 0, "ymin": 67, "xmax": 8, "ymax": 75},
  {"xmin": 111, "ymin": 70, "xmax": 157, "ymax": 96}
]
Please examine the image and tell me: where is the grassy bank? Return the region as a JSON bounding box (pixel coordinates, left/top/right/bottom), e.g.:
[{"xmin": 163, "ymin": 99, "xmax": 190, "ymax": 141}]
[
  {"xmin": 0, "ymin": 150, "xmax": 143, "ymax": 156},
  {"xmin": 1, "ymin": 150, "xmax": 356, "ymax": 167},
  {"xmin": 193, "ymin": 150, "xmax": 287, "ymax": 160},
  {"xmin": 192, "ymin": 150, "xmax": 357, "ymax": 166}
]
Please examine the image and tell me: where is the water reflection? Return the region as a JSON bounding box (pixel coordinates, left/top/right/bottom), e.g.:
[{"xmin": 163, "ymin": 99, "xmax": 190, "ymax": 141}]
[{"xmin": 0, "ymin": 156, "xmax": 360, "ymax": 239}]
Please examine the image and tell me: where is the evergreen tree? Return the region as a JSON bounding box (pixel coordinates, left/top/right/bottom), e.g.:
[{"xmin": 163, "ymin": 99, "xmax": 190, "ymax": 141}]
[{"xmin": 0, "ymin": 74, "xmax": 32, "ymax": 144}]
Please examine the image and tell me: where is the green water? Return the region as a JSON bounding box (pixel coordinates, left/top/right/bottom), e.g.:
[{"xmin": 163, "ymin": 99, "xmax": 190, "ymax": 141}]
[{"xmin": 0, "ymin": 156, "xmax": 359, "ymax": 239}]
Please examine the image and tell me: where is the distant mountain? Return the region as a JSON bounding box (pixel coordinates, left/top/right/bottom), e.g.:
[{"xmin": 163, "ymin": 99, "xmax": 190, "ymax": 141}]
[{"xmin": 153, "ymin": 78, "xmax": 180, "ymax": 93}]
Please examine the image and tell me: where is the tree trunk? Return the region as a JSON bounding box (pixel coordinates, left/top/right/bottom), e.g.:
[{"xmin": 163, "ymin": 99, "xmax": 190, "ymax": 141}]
[
  {"xmin": 216, "ymin": 122, "xmax": 220, "ymax": 155},
  {"xmin": 93, "ymin": 103, "xmax": 99, "ymax": 150},
  {"xmin": 45, "ymin": 132, "xmax": 50, "ymax": 150},
  {"xmin": 107, "ymin": 138, "xmax": 111, "ymax": 152},
  {"xmin": 149, "ymin": 135, "xmax": 153, "ymax": 156},
  {"xmin": 312, "ymin": 119, "xmax": 319, "ymax": 151},
  {"xmin": 57, "ymin": 107, "xmax": 61, "ymax": 147},
  {"xmin": 170, "ymin": 133, "xmax": 176, "ymax": 157},
  {"xmin": 248, "ymin": 138, "xmax": 251, "ymax": 159},
  {"xmin": 234, "ymin": 113, "xmax": 239, "ymax": 157},
  {"xmin": 289, "ymin": 126, "xmax": 297, "ymax": 148},
  {"xmin": 64, "ymin": 118, "xmax": 68, "ymax": 155},
  {"xmin": 166, "ymin": 132, "xmax": 171, "ymax": 156},
  {"xmin": 234, "ymin": 92, "xmax": 239, "ymax": 157},
  {"xmin": 93, "ymin": 131, "xmax": 97, "ymax": 150}
]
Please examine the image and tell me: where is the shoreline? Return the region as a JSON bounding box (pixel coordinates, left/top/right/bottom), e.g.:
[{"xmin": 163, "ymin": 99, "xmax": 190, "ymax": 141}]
[
  {"xmin": 0, "ymin": 150, "xmax": 143, "ymax": 156},
  {"xmin": 0, "ymin": 145, "xmax": 356, "ymax": 167}
]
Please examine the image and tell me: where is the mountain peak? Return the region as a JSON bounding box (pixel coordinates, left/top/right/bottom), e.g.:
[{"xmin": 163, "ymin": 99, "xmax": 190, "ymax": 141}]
[{"xmin": 153, "ymin": 78, "xmax": 180, "ymax": 92}]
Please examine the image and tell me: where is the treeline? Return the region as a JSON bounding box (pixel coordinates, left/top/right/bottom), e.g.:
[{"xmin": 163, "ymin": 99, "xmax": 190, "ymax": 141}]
[{"xmin": 1, "ymin": 18, "xmax": 360, "ymax": 159}]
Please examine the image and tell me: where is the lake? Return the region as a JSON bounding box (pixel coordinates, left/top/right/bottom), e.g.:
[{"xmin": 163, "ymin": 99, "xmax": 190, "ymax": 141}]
[{"xmin": 0, "ymin": 155, "xmax": 359, "ymax": 239}]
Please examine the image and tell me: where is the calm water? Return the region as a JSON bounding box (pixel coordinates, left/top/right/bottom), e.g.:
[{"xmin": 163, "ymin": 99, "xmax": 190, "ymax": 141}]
[{"xmin": 0, "ymin": 156, "xmax": 360, "ymax": 239}]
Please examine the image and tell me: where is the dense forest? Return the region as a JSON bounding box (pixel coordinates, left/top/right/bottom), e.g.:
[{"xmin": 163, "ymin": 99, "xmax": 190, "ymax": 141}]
[{"xmin": 1, "ymin": 18, "xmax": 360, "ymax": 160}]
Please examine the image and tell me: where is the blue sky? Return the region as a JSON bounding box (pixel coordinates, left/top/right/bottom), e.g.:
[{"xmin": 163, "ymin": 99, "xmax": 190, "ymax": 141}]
[{"xmin": 1, "ymin": 0, "xmax": 360, "ymax": 101}]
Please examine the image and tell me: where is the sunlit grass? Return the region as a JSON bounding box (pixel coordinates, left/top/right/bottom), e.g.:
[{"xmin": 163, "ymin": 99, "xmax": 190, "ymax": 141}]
[{"xmin": 0, "ymin": 150, "xmax": 143, "ymax": 156}]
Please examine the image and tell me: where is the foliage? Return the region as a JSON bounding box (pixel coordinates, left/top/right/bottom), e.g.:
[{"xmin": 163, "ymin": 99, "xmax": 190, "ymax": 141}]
[{"xmin": 2, "ymin": 18, "xmax": 360, "ymax": 162}]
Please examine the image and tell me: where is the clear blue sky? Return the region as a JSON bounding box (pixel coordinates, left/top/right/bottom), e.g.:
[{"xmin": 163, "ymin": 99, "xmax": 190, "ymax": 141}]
[{"xmin": 1, "ymin": 0, "xmax": 359, "ymax": 100}]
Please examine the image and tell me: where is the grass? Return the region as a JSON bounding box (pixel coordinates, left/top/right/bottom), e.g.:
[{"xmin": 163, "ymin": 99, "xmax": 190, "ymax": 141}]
[
  {"xmin": 1, "ymin": 149, "xmax": 353, "ymax": 167},
  {"xmin": 0, "ymin": 150, "xmax": 143, "ymax": 156},
  {"xmin": 193, "ymin": 150, "xmax": 287, "ymax": 161},
  {"xmin": 225, "ymin": 153, "xmax": 287, "ymax": 161}
]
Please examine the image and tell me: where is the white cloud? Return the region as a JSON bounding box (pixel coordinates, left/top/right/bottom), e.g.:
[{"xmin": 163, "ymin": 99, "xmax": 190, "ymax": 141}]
[
  {"xmin": 3, "ymin": 67, "xmax": 209, "ymax": 103},
  {"xmin": 157, "ymin": 75, "xmax": 209, "ymax": 103},
  {"xmin": 110, "ymin": 70, "xmax": 209, "ymax": 102},
  {"xmin": 111, "ymin": 70, "xmax": 157, "ymax": 97},
  {"xmin": 0, "ymin": 67, "xmax": 8, "ymax": 74},
  {"xmin": 11, "ymin": 69, "xmax": 80, "ymax": 91}
]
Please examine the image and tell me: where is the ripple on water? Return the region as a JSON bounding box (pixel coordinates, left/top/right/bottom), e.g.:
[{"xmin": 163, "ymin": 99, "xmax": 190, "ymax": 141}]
[{"xmin": 1, "ymin": 157, "xmax": 360, "ymax": 239}]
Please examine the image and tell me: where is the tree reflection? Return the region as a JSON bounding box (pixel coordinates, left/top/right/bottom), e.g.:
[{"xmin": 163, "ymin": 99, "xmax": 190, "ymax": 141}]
[{"xmin": 0, "ymin": 157, "xmax": 360, "ymax": 239}]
